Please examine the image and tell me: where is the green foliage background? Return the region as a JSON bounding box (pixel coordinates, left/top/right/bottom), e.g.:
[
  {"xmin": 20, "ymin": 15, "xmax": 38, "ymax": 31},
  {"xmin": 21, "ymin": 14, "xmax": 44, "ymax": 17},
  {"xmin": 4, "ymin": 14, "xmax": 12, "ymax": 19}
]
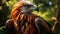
[{"xmin": 0, "ymin": 0, "xmax": 59, "ymax": 34}]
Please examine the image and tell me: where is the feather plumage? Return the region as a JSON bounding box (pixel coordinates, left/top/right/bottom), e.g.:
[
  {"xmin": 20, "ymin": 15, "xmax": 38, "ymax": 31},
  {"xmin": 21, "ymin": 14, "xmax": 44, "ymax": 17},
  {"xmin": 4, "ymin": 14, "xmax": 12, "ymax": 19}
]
[{"xmin": 6, "ymin": 1, "xmax": 53, "ymax": 34}]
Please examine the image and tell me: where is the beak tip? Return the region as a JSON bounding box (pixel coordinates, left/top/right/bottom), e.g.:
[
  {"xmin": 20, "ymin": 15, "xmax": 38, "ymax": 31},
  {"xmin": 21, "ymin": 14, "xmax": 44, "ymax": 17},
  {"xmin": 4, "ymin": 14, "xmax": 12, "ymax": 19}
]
[{"xmin": 35, "ymin": 7, "xmax": 39, "ymax": 11}]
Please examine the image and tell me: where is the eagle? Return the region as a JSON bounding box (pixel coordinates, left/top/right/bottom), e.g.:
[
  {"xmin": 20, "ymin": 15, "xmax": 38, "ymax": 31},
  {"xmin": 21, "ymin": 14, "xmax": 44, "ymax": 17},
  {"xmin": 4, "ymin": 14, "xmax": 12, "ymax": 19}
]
[{"xmin": 6, "ymin": 1, "xmax": 53, "ymax": 34}]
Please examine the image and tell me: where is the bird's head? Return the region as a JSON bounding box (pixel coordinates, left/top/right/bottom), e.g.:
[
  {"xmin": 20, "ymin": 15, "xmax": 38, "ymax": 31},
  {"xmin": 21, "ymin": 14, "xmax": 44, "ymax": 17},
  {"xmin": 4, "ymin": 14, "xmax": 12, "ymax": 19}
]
[{"xmin": 13, "ymin": 1, "xmax": 39, "ymax": 14}]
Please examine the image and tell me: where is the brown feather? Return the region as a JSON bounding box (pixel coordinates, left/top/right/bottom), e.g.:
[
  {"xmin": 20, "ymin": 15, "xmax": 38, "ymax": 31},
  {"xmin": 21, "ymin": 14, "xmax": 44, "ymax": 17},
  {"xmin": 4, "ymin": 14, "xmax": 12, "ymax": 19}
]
[{"xmin": 6, "ymin": 1, "xmax": 53, "ymax": 34}]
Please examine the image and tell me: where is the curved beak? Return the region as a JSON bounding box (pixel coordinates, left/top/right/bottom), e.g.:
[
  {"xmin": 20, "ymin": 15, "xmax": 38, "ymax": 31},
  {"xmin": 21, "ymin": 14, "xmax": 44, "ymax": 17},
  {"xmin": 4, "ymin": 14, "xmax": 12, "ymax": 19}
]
[{"xmin": 33, "ymin": 5, "xmax": 39, "ymax": 11}]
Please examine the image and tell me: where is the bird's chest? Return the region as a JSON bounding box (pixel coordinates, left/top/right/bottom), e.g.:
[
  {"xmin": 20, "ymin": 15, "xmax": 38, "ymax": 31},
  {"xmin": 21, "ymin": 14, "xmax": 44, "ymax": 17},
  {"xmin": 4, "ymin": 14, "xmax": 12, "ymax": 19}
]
[
  {"xmin": 14, "ymin": 16, "xmax": 37, "ymax": 34},
  {"xmin": 14, "ymin": 21, "xmax": 36, "ymax": 34}
]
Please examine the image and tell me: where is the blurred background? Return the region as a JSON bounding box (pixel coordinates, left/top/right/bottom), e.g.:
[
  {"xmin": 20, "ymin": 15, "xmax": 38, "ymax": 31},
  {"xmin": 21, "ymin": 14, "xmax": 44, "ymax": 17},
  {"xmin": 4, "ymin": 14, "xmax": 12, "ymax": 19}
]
[{"xmin": 0, "ymin": 0, "xmax": 60, "ymax": 34}]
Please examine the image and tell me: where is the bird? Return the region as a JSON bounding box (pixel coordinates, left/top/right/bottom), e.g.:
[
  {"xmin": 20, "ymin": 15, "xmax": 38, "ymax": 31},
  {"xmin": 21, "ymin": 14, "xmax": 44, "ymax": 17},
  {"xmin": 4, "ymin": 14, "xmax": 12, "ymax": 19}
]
[{"xmin": 6, "ymin": 1, "xmax": 53, "ymax": 34}]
